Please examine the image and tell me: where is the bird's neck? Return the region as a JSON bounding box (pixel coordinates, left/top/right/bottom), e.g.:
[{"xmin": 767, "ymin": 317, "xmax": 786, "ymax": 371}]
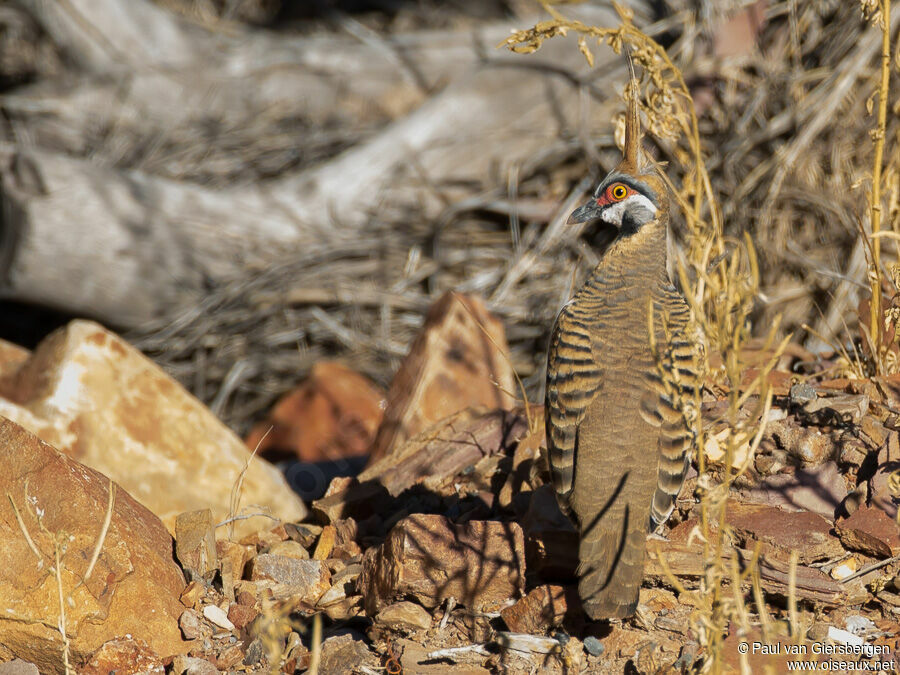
[{"xmin": 590, "ymin": 220, "xmax": 669, "ymax": 291}]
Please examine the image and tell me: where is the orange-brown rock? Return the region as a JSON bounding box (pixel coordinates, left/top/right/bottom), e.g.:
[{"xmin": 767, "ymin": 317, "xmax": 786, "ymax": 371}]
[
  {"xmin": 836, "ymin": 505, "xmax": 900, "ymax": 558},
  {"xmin": 226, "ymin": 603, "xmax": 259, "ymax": 631},
  {"xmin": 358, "ymin": 513, "xmax": 525, "ymax": 615},
  {"xmin": 0, "ymin": 418, "xmax": 187, "ymax": 673},
  {"xmin": 0, "ymin": 320, "xmax": 305, "ymax": 536},
  {"xmin": 725, "ymin": 501, "xmax": 844, "ymax": 564},
  {"xmin": 500, "ymin": 585, "xmax": 573, "ymax": 634},
  {"xmin": 245, "ymin": 361, "xmax": 384, "ymax": 463},
  {"xmin": 369, "ymin": 292, "xmax": 516, "ymax": 462}
]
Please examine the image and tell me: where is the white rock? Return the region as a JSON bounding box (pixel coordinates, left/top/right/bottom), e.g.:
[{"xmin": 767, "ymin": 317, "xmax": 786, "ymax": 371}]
[{"xmin": 202, "ymin": 604, "xmax": 235, "ymax": 631}]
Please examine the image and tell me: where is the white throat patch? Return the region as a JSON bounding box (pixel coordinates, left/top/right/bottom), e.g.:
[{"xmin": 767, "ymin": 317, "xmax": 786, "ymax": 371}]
[{"xmin": 600, "ymin": 194, "xmax": 657, "ymax": 227}]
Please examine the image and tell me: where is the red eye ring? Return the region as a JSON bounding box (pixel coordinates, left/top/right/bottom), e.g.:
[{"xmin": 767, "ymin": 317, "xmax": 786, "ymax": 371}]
[{"xmin": 610, "ymin": 184, "xmax": 628, "ymax": 201}]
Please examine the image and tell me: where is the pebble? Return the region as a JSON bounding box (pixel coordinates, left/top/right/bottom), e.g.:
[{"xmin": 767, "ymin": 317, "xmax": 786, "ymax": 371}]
[
  {"xmin": 202, "ymin": 604, "xmax": 235, "ymax": 631},
  {"xmin": 584, "ymin": 636, "xmax": 605, "ymax": 657}
]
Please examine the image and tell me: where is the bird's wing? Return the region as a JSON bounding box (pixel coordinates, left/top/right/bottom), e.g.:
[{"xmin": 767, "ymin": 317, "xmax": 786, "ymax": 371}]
[
  {"xmin": 641, "ymin": 284, "xmax": 704, "ymax": 530},
  {"xmin": 545, "ymin": 305, "xmax": 605, "ymax": 508}
]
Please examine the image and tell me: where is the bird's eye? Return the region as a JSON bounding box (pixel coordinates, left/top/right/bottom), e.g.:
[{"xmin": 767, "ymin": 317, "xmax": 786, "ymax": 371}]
[{"xmin": 611, "ymin": 184, "xmax": 628, "ymax": 200}]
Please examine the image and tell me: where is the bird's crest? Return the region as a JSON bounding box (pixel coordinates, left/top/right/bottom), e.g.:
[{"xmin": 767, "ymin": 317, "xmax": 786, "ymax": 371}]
[{"xmin": 622, "ymin": 48, "xmax": 641, "ymax": 173}]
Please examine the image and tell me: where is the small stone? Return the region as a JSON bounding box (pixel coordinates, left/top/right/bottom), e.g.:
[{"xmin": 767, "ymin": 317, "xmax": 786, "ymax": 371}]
[
  {"xmin": 332, "ymin": 541, "xmax": 363, "ymax": 559},
  {"xmin": 584, "ymin": 636, "xmax": 605, "ymax": 657},
  {"xmin": 376, "ymin": 601, "xmax": 433, "ymax": 631},
  {"xmin": 830, "ymin": 559, "xmax": 858, "ymax": 580},
  {"xmin": 332, "ymin": 563, "xmax": 363, "ymax": 585},
  {"xmin": 180, "ymin": 580, "xmax": 205, "ymax": 608},
  {"xmin": 267, "ymin": 539, "xmax": 310, "ymax": 560},
  {"xmin": 171, "ymin": 655, "xmax": 219, "ymax": 675},
  {"xmin": 215, "ymin": 644, "xmax": 244, "ymax": 670},
  {"xmin": 248, "ymin": 555, "xmax": 332, "ymax": 605},
  {"xmin": 318, "ymin": 634, "xmax": 379, "ymax": 673},
  {"xmin": 285, "ymin": 522, "xmax": 322, "ymax": 548},
  {"xmin": 269, "ymin": 522, "xmax": 289, "ymax": 540},
  {"xmin": 217, "ymin": 540, "xmax": 253, "ymax": 601},
  {"xmin": 202, "ymin": 604, "xmax": 235, "ymax": 631},
  {"xmin": 836, "ymin": 505, "xmax": 900, "ymax": 558},
  {"xmin": 243, "ymin": 638, "xmax": 264, "ymax": 666},
  {"xmin": 179, "ymin": 609, "xmax": 205, "ymax": 640},
  {"xmin": 333, "ymin": 517, "xmax": 360, "ymax": 544},
  {"xmin": 313, "ymin": 525, "xmax": 336, "ymax": 560},
  {"xmin": 0, "ymin": 660, "xmax": 39, "ymax": 675},
  {"xmin": 227, "ymin": 603, "xmax": 259, "ymax": 630},
  {"xmin": 500, "ymin": 585, "xmax": 570, "ymax": 634},
  {"xmin": 236, "ymin": 588, "xmax": 258, "ymax": 607},
  {"xmin": 807, "ymin": 623, "xmax": 829, "ymax": 641},
  {"xmin": 216, "ymin": 540, "xmax": 252, "ymax": 576},
  {"xmin": 175, "ymin": 509, "xmax": 219, "ymax": 578},
  {"xmin": 317, "ymin": 584, "xmax": 349, "ymax": 607},
  {"xmin": 790, "ymin": 383, "xmax": 817, "ymax": 406},
  {"xmin": 561, "ymin": 635, "xmax": 585, "ymax": 671}
]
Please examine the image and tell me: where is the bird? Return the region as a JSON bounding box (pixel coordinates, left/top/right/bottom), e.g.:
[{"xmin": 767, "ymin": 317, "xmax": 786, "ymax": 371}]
[{"xmin": 544, "ymin": 62, "xmax": 701, "ymax": 620}]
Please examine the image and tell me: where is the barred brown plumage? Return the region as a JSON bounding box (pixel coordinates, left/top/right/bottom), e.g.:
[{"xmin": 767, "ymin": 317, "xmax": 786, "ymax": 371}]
[{"xmin": 544, "ymin": 61, "xmax": 702, "ymax": 620}]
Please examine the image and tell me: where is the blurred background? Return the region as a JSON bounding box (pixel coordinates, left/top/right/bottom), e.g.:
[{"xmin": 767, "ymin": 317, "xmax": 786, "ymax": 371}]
[{"xmin": 0, "ymin": 0, "xmax": 894, "ymax": 440}]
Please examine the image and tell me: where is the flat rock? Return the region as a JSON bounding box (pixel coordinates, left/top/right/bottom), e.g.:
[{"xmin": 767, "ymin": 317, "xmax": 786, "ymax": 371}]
[
  {"xmin": 836, "ymin": 505, "xmax": 900, "ymax": 558},
  {"xmin": 202, "ymin": 604, "xmax": 234, "ymax": 631},
  {"xmin": 397, "ymin": 639, "xmax": 491, "ymax": 675},
  {"xmin": 0, "ymin": 320, "xmax": 305, "ymax": 536},
  {"xmin": 358, "ymin": 513, "xmax": 525, "ymax": 614},
  {"xmin": 81, "ymin": 637, "xmax": 164, "ymax": 675},
  {"xmin": 376, "ymin": 601, "xmax": 433, "ymax": 631},
  {"xmin": 249, "ymin": 555, "xmax": 331, "ymax": 605},
  {"xmin": 500, "ymin": 584, "xmax": 573, "ymax": 634},
  {"xmin": 245, "ymin": 361, "xmax": 384, "ymax": 463},
  {"xmin": 725, "ymin": 501, "xmax": 844, "ymax": 563},
  {"xmin": 369, "ymin": 292, "xmax": 517, "ymax": 462},
  {"xmin": 0, "ymin": 418, "xmax": 187, "ymax": 673},
  {"xmin": 318, "ymin": 634, "xmax": 379, "ymax": 674}
]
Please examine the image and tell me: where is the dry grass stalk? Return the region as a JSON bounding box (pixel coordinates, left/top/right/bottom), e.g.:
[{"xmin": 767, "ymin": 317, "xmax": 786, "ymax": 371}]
[
  {"xmin": 227, "ymin": 426, "xmax": 269, "ymax": 541},
  {"xmin": 81, "ymin": 478, "xmax": 115, "ymax": 587}
]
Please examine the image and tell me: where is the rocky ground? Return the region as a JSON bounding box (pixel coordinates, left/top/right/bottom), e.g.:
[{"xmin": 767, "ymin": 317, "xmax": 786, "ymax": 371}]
[{"xmin": 0, "ymin": 291, "xmax": 898, "ymax": 674}]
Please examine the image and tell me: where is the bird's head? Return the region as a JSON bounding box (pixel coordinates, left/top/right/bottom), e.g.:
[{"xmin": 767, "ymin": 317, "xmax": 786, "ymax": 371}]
[
  {"xmin": 567, "ymin": 170, "xmax": 667, "ymax": 235},
  {"xmin": 567, "ymin": 54, "xmax": 668, "ymax": 235}
]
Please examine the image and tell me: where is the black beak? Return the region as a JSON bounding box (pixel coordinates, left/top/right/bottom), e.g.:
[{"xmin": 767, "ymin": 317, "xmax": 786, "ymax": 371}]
[{"xmin": 567, "ymin": 200, "xmax": 602, "ymax": 224}]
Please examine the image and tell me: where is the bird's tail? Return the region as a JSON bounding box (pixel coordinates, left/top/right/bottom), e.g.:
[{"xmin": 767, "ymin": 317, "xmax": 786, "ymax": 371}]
[{"xmin": 576, "ymin": 503, "xmax": 648, "ymax": 619}]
